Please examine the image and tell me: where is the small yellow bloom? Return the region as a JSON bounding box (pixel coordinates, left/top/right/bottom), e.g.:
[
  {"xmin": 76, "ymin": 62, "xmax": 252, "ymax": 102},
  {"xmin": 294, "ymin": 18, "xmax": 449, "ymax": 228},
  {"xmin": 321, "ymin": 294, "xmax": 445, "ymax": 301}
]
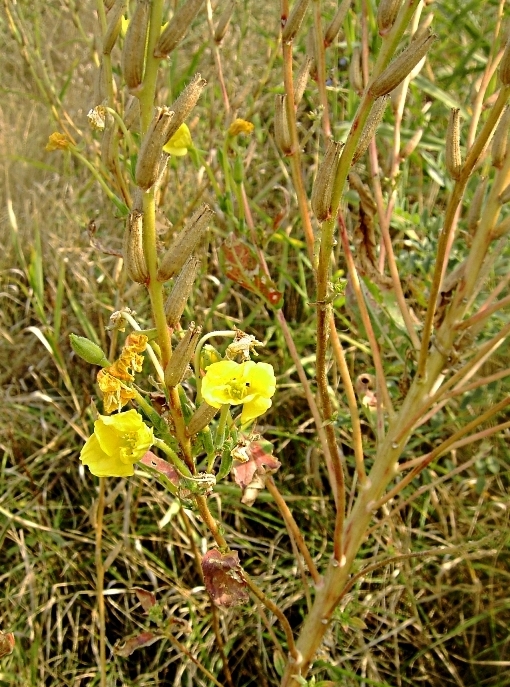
[
  {"xmin": 80, "ymin": 410, "xmax": 153, "ymax": 477},
  {"xmin": 97, "ymin": 370, "xmax": 136, "ymax": 414},
  {"xmin": 163, "ymin": 123, "xmax": 192, "ymax": 156},
  {"xmin": 227, "ymin": 119, "xmax": 254, "ymax": 137},
  {"xmin": 45, "ymin": 132, "xmax": 72, "ymax": 151},
  {"xmin": 201, "ymin": 360, "xmax": 276, "ymax": 424}
]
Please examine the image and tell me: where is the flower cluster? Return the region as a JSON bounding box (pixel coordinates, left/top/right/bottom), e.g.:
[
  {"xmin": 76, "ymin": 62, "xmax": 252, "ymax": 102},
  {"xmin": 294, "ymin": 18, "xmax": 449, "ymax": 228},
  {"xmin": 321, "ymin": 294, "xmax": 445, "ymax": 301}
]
[{"xmin": 97, "ymin": 332, "xmax": 148, "ymax": 413}]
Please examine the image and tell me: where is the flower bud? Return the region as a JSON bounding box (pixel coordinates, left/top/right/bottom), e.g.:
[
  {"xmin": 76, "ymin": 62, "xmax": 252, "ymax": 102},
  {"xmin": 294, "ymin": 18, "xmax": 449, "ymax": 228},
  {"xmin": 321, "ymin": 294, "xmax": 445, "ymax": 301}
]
[
  {"xmin": 370, "ymin": 32, "xmax": 435, "ymax": 97},
  {"xmin": 164, "ymin": 323, "xmax": 202, "ymax": 387},
  {"xmin": 491, "ymin": 106, "xmax": 510, "ymax": 169},
  {"xmin": 158, "ymin": 205, "xmax": 213, "ymax": 281},
  {"xmin": 349, "ymin": 45, "xmax": 363, "ymax": 95},
  {"xmin": 164, "ymin": 74, "xmax": 207, "ymax": 146},
  {"xmin": 186, "ymin": 402, "xmax": 219, "ymax": 436},
  {"xmin": 294, "ymin": 55, "xmax": 313, "ymax": 106},
  {"xmin": 122, "ymin": 0, "xmax": 150, "ymax": 93},
  {"xmin": 324, "ymin": 0, "xmax": 350, "ymax": 47},
  {"xmin": 311, "ymin": 140, "xmax": 343, "ymax": 222},
  {"xmin": 123, "ymin": 210, "xmax": 149, "ymax": 284},
  {"xmin": 377, "ymin": 0, "xmax": 402, "ymax": 36},
  {"xmin": 214, "ymin": 0, "xmax": 236, "ymax": 44},
  {"xmin": 164, "ymin": 256, "xmax": 202, "ymax": 327},
  {"xmin": 282, "ymin": 0, "xmax": 310, "ymax": 44},
  {"xmin": 274, "ymin": 94, "xmax": 292, "ymax": 155},
  {"xmin": 103, "ymin": 0, "xmax": 125, "ymax": 55},
  {"xmin": 467, "ymin": 177, "xmax": 487, "ymax": 235},
  {"xmin": 154, "ymin": 0, "xmax": 205, "ymax": 58},
  {"xmin": 445, "ymin": 107, "xmax": 462, "ymax": 180},
  {"xmin": 70, "ymin": 334, "xmax": 109, "ymax": 367},
  {"xmin": 352, "ymin": 96, "xmax": 388, "ymax": 163},
  {"xmin": 499, "ymin": 38, "xmax": 510, "ymax": 86},
  {"xmin": 135, "ymin": 107, "xmax": 175, "ymax": 190}
]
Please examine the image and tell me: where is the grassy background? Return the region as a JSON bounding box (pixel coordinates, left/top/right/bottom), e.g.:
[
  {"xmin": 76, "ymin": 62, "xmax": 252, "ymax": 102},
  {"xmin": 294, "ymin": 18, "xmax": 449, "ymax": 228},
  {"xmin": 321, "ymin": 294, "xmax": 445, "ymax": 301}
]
[{"xmin": 1, "ymin": 0, "xmax": 510, "ymax": 685}]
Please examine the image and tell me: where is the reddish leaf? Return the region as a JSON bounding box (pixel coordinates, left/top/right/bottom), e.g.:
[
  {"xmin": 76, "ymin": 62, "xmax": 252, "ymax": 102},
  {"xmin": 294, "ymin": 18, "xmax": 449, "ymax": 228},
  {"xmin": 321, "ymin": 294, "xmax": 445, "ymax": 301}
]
[
  {"xmin": 133, "ymin": 587, "xmax": 156, "ymax": 612},
  {"xmin": 115, "ymin": 631, "xmax": 161, "ymax": 657},
  {"xmin": 233, "ymin": 439, "xmax": 281, "ymax": 489},
  {"xmin": 202, "ymin": 549, "xmax": 249, "ymax": 607},
  {"xmin": 222, "ymin": 234, "xmax": 283, "ymax": 307},
  {"xmin": 140, "ymin": 451, "xmax": 179, "ymax": 485},
  {"xmin": 0, "ymin": 632, "xmax": 14, "ymax": 659}
]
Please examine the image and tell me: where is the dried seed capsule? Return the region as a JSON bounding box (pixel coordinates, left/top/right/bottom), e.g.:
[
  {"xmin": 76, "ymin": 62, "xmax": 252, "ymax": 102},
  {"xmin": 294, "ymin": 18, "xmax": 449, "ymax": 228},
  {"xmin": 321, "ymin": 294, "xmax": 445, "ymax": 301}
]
[
  {"xmin": 491, "ymin": 106, "xmax": 510, "ymax": 169},
  {"xmin": 103, "ymin": 0, "xmax": 125, "ymax": 55},
  {"xmin": 282, "ymin": 0, "xmax": 310, "ymax": 44},
  {"xmin": 352, "ymin": 96, "xmax": 388, "ymax": 163},
  {"xmin": 158, "ymin": 205, "xmax": 213, "ymax": 281},
  {"xmin": 101, "ymin": 112, "xmax": 117, "ymax": 173},
  {"xmin": 275, "ymin": 94, "xmax": 292, "ymax": 155},
  {"xmin": 467, "ymin": 177, "xmax": 487, "ymax": 235},
  {"xmin": 135, "ymin": 107, "xmax": 174, "ymax": 190},
  {"xmin": 164, "ymin": 323, "xmax": 202, "ymax": 387},
  {"xmin": 370, "ymin": 32, "xmax": 435, "ymax": 97},
  {"xmin": 186, "ymin": 402, "xmax": 219, "ymax": 436},
  {"xmin": 349, "ymin": 45, "xmax": 363, "ymax": 95},
  {"xmin": 445, "ymin": 107, "xmax": 462, "ymax": 180},
  {"xmin": 214, "ymin": 0, "xmax": 236, "ymax": 44},
  {"xmin": 499, "ymin": 38, "xmax": 510, "ymax": 86},
  {"xmin": 121, "ymin": 0, "xmax": 150, "ymax": 93},
  {"xmin": 311, "ymin": 141, "xmax": 343, "ymax": 222},
  {"xmin": 324, "ymin": 0, "xmax": 350, "ymax": 47},
  {"xmin": 294, "ymin": 55, "xmax": 313, "ymax": 106},
  {"xmin": 377, "ymin": 0, "xmax": 402, "ymax": 36},
  {"xmin": 164, "ymin": 255, "xmax": 202, "ymax": 327},
  {"xmin": 164, "ymin": 74, "xmax": 207, "ymax": 146},
  {"xmin": 154, "ymin": 0, "xmax": 205, "ymax": 58},
  {"xmin": 124, "ymin": 96, "xmax": 140, "ymax": 131},
  {"xmin": 123, "ymin": 210, "xmax": 149, "ymax": 284}
]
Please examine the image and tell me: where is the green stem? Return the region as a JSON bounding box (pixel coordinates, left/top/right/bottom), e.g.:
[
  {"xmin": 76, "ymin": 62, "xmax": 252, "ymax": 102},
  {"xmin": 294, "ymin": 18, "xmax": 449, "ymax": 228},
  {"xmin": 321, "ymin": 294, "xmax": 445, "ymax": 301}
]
[
  {"xmin": 215, "ymin": 404, "xmax": 230, "ymax": 450},
  {"xmin": 153, "ymin": 437, "xmax": 192, "ymax": 477}
]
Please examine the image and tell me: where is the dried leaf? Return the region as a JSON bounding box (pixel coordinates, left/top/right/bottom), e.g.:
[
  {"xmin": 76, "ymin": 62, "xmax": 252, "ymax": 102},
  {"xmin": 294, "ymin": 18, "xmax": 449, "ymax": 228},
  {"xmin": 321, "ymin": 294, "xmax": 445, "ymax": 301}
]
[
  {"xmin": 115, "ymin": 631, "xmax": 161, "ymax": 657},
  {"xmin": 133, "ymin": 587, "xmax": 156, "ymax": 612},
  {"xmin": 202, "ymin": 549, "xmax": 249, "ymax": 607},
  {"xmin": 232, "ymin": 439, "xmax": 281, "ymax": 489},
  {"xmin": 140, "ymin": 451, "xmax": 179, "ymax": 486},
  {"xmin": 0, "ymin": 632, "xmax": 14, "ymax": 659}
]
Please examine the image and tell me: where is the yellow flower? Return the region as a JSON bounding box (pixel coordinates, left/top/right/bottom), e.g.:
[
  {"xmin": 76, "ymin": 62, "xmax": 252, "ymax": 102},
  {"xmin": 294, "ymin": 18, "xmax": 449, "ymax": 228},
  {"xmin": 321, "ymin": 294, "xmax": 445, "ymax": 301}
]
[
  {"xmin": 163, "ymin": 123, "xmax": 192, "ymax": 156},
  {"xmin": 228, "ymin": 118, "xmax": 255, "ymax": 137},
  {"xmin": 45, "ymin": 132, "xmax": 72, "ymax": 151},
  {"xmin": 201, "ymin": 360, "xmax": 276, "ymax": 424},
  {"xmin": 80, "ymin": 410, "xmax": 153, "ymax": 477}
]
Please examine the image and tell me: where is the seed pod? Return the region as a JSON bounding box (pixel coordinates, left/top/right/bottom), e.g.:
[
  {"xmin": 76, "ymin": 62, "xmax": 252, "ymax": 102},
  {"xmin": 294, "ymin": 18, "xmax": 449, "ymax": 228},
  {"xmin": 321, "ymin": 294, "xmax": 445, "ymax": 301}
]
[
  {"xmin": 214, "ymin": 0, "xmax": 236, "ymax": 44},
  {"xmin": 377, "ymin": 0, "xmax": 401, "ymax": 36},
  {"xmin": 154, "ymin": 0, "xmax": 205, "ymax": 58},
  {"xmin": 95, "ymin": 61, "xmax": 107, "ymax": 104},
  {"xmin": 499, "ymin": 183, "xmax": 510, "ymax": 204},
  {"xmin": 282, "ymin": 0, "xmax": 310, "ymax": 44},
  {"xmin": 164, "ymin": 255, "xmax": 202, "ymax": 327},
  {"xmin": 294, "ymin": 55, "xmax": 313, "ymax": 106},
  {"xmin": 103, "ymin": 0, "xmax": 125, "ymax": 55},
  {"xmin": 122, "ymin": 0, "xmax": 150, "ymax": 93},
  {"xmin": 352, "ymin": 96, "xmax": 388, "ymax": 163},
  {"xmin": 158, "ymin": 205, "xmax": 213, "ymax": 281},
  {"xmin": 186, "ymin": 402, "xmax": 219, "ymax": 436},
  {"xmin": 370, "ymin": 32, "xmax": 435, "ymax": 97},
  {"xmin": 491, "ymin": 106, "xmax": 510, "ymax": 169},
  {"xmin": 499, "ymin": 38, "xmax": 510, "ymax": 86},
  {"xmin": 311, "ymin": 141, "xmax": 343, "ymax": 222},
  {"xmin": 275, "ymin": 94, "xmax": 292, "ymax": 155},
  {"xmin": 164, "ymin": 323, "xmax": 202, "ymax": 387},
  {"xmin": 349, "ymin": 45, "xmax": 363, "ymax": 94},
  {"xmin": 467, "ymin": 177, "xmax": 487, "ymax": 235},
  {"xmin": 164, "ymin": 74, "xmax": 207, "ymax": 146},
  {"xmin": 123, "ymin": 210, "xmax": 149, "ymax": 284},
  {"xmin": 445, "ymin": 107, "xmax": 462, "ymax": 180},
  {"xmin": 324, "ymin": 0, "xmax": 351, "ymax": 47},
  {"xmin": 400, "ymin": 127, "xmax": 423, "ymax": 159},
  {"xmin": 135, "ymin": 107, "xmax": 175, "ymax": 190},
  {"xmin": 124, "ymin": 96, "xmax": 140, "ymax": 131},
  {"xmin": 101, "ymin": 112, "xmax": 117, "ymax": 173}
]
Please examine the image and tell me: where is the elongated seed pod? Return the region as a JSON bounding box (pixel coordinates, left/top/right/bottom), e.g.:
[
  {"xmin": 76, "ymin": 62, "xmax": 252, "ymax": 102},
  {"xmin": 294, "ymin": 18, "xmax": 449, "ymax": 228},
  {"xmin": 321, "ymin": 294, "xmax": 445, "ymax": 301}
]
[
  {"xmin": 294, "ymin": 55, "xmax": 313, "ymax": 106},
  {"xmin": 324, "ymin": 0, "xmax": 351, "ymax": 47},
  {"xmin": 214, "ymin": 0, "xmax": 236, "ymax": 44},
  {"xmin": 123, "ymin": 211, "xmax": 149, "ymax": 284},
  {"xmin": 164, "ymin": 74, "xmax": 207, "ymax": 146},
  {"xmin": 121, "ymin": 0, "xmax": 150, "ymax": 93},
  {"xmin": 123, "ymin": 96, "xmax": 140, "ymax": 131},
  {"xmin": 491, "ymin": 106, "xmax": 510, "ymax": 169},
  {"xmin": 164, "ymin": 255, "xmax": 202, "ymax": 327},
  {"xmin": 467, "ymin": 177, "xmax": 487, "ymax": 235},
  {"xmin": 158, "ymin": 205, "xmax": 213, "ymax": 281},
  {"xmin": 135, "ymin": 107, "xmax": 174, "ymax": 190},
  {"xmin": 499, "ymin": 38, "xmax": 510, "ymax": 86},
  {"xmin": 101, "ymin": 112, "xmax": 117, "ymax": 173},
  {"xmin": 377, "ymin": 0, "xmax": 402, "ymax": 36},
  {"xmin": 282, "ymin": 0, "xmax": 310, "ymax": 43},
  {"xmin": 352, "ymin": 96, "xmax": 388, "ymax": 163},
  {"xmin": 499, "ymin": 184, "xmax": 510, "ymax": 204},
  {"xmin": 154, "ymin": 0, "xmax": 205, "ymax": 58},
  {"xmin": 275, "ymin": 94, "xmax": 292, "ymax": 155},
  {"xmin": 103, "ymin": 0, "xmax": 125, "ymax": 55},
  {"xmin": 445, "ymin": 107, "xmax": 462, "ymax": 180},
  {"xmin": 186, "ymin": 402, "xmax": 219, "ymax": 436},
  {"xmin": 370, "ymin": 32, "xmax": 435, "ymax": 97},
  {"xmin": 349, "ymin": 45, "xmax": 363, "ymax": 94},
  {"xmin": 311, "ymin": 141, "xmax": 343, "ymax": 222},
  {"xmin": 164, "ymin": 324, "xmax": 202, "ymax": 387}
]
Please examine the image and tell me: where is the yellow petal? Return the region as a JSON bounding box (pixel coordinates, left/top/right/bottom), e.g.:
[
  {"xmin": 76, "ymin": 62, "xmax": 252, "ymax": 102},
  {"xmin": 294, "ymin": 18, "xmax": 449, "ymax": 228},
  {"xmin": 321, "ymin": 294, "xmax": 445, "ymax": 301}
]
[{"xmin": 163, "ymin": 123, "xmax": 192, "ymax": 156}]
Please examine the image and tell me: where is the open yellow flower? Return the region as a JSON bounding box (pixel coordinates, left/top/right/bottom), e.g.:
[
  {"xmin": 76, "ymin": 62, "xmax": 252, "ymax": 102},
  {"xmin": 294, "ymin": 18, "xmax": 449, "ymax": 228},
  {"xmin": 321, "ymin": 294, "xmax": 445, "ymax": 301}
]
[
  {"xmin": 163, "ymin": 123, "xmax": 192, "ymax": 156},
  {"xmin": 80, "ymin": 410, "xmax": 153, "ymax": 477},
  {"xmin": 201, "ymin": 360, "xmax": 276, "ymax": 424}
]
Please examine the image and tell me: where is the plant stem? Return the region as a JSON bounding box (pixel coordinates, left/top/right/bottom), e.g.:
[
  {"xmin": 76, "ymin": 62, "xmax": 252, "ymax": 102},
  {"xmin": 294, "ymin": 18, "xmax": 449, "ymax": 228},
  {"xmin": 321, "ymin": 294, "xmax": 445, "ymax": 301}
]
[{"xmin": 95, "ymin": 477, "xmax": 106, "ymax": 687}]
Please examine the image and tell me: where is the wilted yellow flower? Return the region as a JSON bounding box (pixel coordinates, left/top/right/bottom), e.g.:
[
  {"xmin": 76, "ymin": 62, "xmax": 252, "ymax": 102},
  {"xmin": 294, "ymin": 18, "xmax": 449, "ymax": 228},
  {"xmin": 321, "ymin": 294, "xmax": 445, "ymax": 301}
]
[
  {"xmin": 163, "ymin": 123, "xmax": 192, "ymax": 156},
  {"xmin": 228, "ymin": 118, "xmax": 254, "ymax": 137},
  {"xmin": 80, "ymin": 410, "xmax": 153, "ymax": 477},
  {"xmin": 46, "ymin": 132, "xmax": 72, "ymax": 151},
  {"xmin": 97, "ymin": 333, "xmax": 148, "ymax": 413},
  {"xmin": 201, "ymin": 360, "xmax": 276, "ymax": 424},
  {"xmin": 97, "ymin": 370, "xmax": 137, "ymax": 414}
]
